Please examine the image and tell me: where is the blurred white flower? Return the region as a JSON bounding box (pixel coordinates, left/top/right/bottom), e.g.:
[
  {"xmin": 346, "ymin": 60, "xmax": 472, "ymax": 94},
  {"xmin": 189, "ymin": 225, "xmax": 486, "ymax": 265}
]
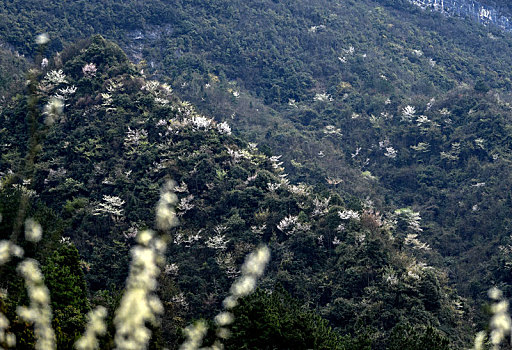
[
  {"xmin": 17, "ymin": 259, "xmax": 55, "ymax": 350},
  {"xmin": 75, "ymin": 306, "xmax": 108, "ymax": 350},
  {"xmin": 25, "ymin": 218, "xmax": 42, "ymax": 243},
  {"xmin": 35, "ymin": 33, "xmax": 49, "ymax": 45}
]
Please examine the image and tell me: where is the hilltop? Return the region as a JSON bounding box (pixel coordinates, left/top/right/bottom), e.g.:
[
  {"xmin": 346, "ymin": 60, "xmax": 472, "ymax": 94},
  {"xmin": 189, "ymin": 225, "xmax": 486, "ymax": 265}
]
[{"xmin": 0, "ymin": 36, "xmax": 469, "ymax": 349}]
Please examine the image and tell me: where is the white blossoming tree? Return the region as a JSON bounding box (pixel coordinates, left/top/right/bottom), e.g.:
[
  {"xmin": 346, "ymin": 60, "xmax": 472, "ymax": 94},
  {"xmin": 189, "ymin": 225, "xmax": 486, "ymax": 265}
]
[{"xmin": 93, "ymin": 195, "xmax": 125, "ymax": 222}]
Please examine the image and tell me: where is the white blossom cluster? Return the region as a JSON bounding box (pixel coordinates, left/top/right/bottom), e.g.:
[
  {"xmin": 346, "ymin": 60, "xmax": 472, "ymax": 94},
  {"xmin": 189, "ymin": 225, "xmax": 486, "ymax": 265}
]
[
  {"xmin": 378, "ymin": 139, "xmax": 390, "ymax": 149},
  {"xmin": 215, "ymin": 252, "xmax": 239, "ymax": 278},
  {"xmin": 269, "ymin": 155, "xmax": 283, "ymax": 170},
  {"xmin": 174, "ymin": 231, "xmax": 202, "ymax": 247},
  {"xmin": 140, "ymin": 80, "xmax": 173, "ymax": 106},
  {"xmin": 338, "ymin": 209, "xmax": 360, "ymax": 221},
  {"xmin": 106, "ymin": 80, "xmax": 124, "ymax": 93},
  {"xmin": 82, "ymin": 63, "xmax": 97, "ymax": 77},
  {"xmin": 36, "ymin": 67, "xmax": 74, "ymax": 125},
  {"xmin": 171, "ymin": 292, "xmax": 189, "ymax": 310},
  {"xmin": 206, "ymin": 234, "xmax": 229, "ymax": 250},
  {"xmin": 440, "ymin": 142, "xmax": 461, "ymax": 161},
  {"xmin": 44, "ymin": 167, "xmax": 67, "ymax": 184},
  {"xmin": 405, "ymin": 260, "xmax": 431, "ymax": 281},
  {"xmin": 123, "ymin": 225, "xmax": 139, "ymax": 240},
  {"xmin": 474, "ymin": 138, "xmax": 485, "ymax": 150},
  {"xmin": 177, "ymin": 194, "xmax": 195, "ymax": 216},
  {"xmin": 404, "ymin": 233, "xmax": 431, "ymax": 251},
  {"xmin": 382, "ymin": 266, "xmax": 399, "ymax": 286},
  {"xmin": 401, "ymin": 105, "xmax": 416, "ymax": 122},
  {"xmin": 226, "ymin": 147, "xmax": 252, "ymax": 164},
  {"xmin": 308, "ymin": 24, "xmax": 326, "ymax": 33},
  {"xmin": 288, "ymin": 183, "xmax": 310, "ymax": 196},
  {"xmin": 288, "ymin": 98, "xmax": 298, "ymax": 107},
  {"xmin": 141, "ymin": 81, "xmax": 160, "ymax": 94},
  {"xmin": 394, "ymin": 208, "xmax": 423, "ymax": 233},
  {"xmin": 217, "ymin": 121, "xmax": 232, "ymax": 135},
  {"xmin": 267, "ymin": 182, "xmax": 281, "ymax": 192},
  {"xmin": 251, "ymin": 224, "xmax": 266, "ymax": 235},
  {"xmin": 93, "ymin": 195, "xmax": 125, "ymax": 221},
  {"xmin": 124, "ymin": 127, "xmax": 148, "ymax": 151},
  {"xmin": 244, "ymin": 173, "xmax": 258, "ymax": 185},
  {"xmin": 278, "ymin": 174, "xmax": 289, "ymax": 187},
  {"xmin": 55, "ymin": 85, "xmax": 77, "ymax": 102},
  {"xmin": 154, "ymin": 97, "xmax": 170, "ymax": 106},
  {"xmin": 384, "ymin": 146, "xmax": 397, "ymax": 159},
  {"xmin": 174, "ymin": 181, "xmax": 189, "ymax": 193},
  {"xmin": 314, "ymin": 93, "xmax": 332, "ymax": 102},
  {"xmin": 277, "ymin": 215, "xmax": 298, "ymax": 233},
  {"xmin": 410, "ymin": 142, "xmax": 430, "ymax": 153},
  {"xmin": 323, "ymin": 125, "xmax": 342, "ymax": 136},
  {"xmin": 415, "ymin": 114, "xmax": 429, "ymax": 126},
  {"xmin": 164, "ymin": 263, "xmax": 179, "ymax": 276},
  {"xmin": 354, "ymin": 232, "xmax": 366, "ymax": 245},
  {"xmin": 42, "ymin": 69, "xmax": 68, "ymax": 86},
  {"xmin": 312, "ymin": 197, "xmax": 330, "ymax": 217},
  {"xmin": 190, "ymin": 116, "xmax": 213, "ymax": 130},
  {"xmin": 276, "ymin": 215, "xmax": 310, "ymax": 235},
  {"xmin": 60, "ymin": 236, "xmax": 72, "ymax": 245}
]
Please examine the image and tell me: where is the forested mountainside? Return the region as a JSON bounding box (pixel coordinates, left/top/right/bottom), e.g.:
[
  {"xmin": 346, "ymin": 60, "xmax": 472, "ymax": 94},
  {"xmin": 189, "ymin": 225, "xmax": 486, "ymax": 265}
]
[
  {"xmin": 0, "ymin": 47, "xmax": 27, "ymax": 99},
  {"xmin": 2, "ymin": 0, "xmax": 512, "ymax": 348},
  {"xmin": 0, "ymin": 36, "xmax": 467, "ymax": 349}
]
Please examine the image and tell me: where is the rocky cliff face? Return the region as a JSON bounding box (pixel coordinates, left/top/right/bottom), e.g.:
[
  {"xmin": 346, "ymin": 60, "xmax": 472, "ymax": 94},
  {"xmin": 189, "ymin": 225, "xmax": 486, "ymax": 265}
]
[{"xmin": 409, "ymin": 0, "xmax": 512, "ymax": 31}]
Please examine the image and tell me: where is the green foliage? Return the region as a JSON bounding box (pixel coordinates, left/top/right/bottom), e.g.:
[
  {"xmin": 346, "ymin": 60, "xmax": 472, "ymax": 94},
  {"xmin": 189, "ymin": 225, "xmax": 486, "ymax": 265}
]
[
  {"xmin": 226, "ymin": 287, "xmax": 371, "ymax": 350},
  {"xmin": 387, "ymin": 323, "xmax": 450, "ymax": 350},
  {"xmin": 0, "ymin": 48, "xmax": 28, "ymax": 99},
  {"xmin": 2, "ymin": 1, "xmax": 512, "ymax": 327},
  {"xmin": 0, "ymin": 36, "xmax": 472, "ymax": 348},
  {"xmin": 42, "ymin": 244, "xmax": 89, "ymax": 348}
]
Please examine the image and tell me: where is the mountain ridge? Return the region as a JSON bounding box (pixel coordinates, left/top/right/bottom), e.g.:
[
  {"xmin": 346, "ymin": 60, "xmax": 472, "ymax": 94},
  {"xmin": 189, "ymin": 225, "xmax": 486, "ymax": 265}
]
[{"xmin": 0, "ymin": 35, "xmax": 469, "ymax": 349}]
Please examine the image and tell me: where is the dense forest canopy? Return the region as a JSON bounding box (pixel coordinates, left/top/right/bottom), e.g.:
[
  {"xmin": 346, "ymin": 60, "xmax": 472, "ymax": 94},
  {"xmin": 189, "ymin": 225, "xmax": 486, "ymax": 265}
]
[
  {"xmin": 0, "ymin": 36, "xmax": 471, "ymax": 349},
  {"xmin": 1, "ymin": 0, "xmax": 512, "ymax": 348}
]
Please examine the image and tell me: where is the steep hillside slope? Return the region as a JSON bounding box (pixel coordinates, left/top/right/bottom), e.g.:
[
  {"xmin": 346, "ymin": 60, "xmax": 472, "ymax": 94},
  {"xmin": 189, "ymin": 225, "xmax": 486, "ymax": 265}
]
[
  {"xmin": 0, "ymin": 47, "xmax": 27, "ymax": 99},
  {"xmin": 0, "ymin": 36, "xmax": 468, "ymax": 349},
  {"xmin": 2, "ymin": 0, "xmax": 512, "ymax": 342}
]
